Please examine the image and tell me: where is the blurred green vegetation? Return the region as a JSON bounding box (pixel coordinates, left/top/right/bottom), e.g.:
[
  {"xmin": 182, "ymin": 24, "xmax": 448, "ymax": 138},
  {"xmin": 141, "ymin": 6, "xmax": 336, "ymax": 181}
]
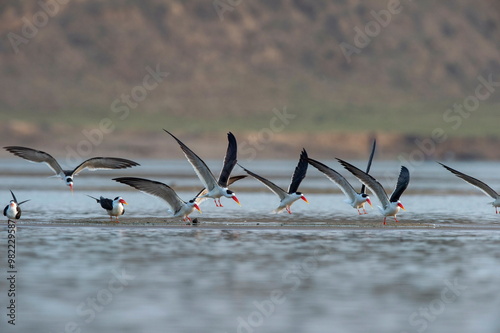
[{"xmin": 2, "ymin": 101, "xmax": 498, "ymax": 137}]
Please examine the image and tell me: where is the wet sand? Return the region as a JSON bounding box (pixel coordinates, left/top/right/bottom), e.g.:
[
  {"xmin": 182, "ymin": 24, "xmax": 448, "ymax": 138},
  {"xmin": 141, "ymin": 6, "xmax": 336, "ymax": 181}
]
[{"xmin": 13, "ymin": 217, "xmax": 500, "ymax": 230}]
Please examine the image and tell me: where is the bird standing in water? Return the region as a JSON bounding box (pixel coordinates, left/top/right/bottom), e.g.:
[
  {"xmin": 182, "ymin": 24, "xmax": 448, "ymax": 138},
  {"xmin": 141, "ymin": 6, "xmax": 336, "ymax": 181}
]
[
  {"xmin": 87, "ymin": 195, "xmax": 128, "ymax": 222},
  {"xmin": 4, "ymin": 190, "xmax": 30, "ymax": 222}
]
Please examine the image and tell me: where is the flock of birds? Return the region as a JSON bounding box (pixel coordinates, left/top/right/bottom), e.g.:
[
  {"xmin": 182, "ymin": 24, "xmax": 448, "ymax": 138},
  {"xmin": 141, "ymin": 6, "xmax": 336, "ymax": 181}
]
[{"xmin": 3, "ymin": 129, "xmax": 500, "ymax": 225}]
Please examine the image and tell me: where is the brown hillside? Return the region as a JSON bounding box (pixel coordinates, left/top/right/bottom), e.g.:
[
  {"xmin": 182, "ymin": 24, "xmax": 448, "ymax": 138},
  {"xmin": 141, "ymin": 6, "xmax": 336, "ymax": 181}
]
[{"xmin": 0, "ymin": 1, "xmax": 499, "ymax": 159}]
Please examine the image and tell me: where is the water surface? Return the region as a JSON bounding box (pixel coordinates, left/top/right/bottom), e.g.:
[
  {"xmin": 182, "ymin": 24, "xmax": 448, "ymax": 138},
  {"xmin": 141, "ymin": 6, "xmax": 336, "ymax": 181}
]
[{"xmin": 1, "ymin": 158, "xmax": 500, "ymax": 332}]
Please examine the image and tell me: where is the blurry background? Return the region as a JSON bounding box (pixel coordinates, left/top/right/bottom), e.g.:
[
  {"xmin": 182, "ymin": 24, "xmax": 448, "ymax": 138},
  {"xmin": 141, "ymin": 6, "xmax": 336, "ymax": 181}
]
[{"xmin": 0, "ymin": 0, "xmax": 499, "ymax": 160}]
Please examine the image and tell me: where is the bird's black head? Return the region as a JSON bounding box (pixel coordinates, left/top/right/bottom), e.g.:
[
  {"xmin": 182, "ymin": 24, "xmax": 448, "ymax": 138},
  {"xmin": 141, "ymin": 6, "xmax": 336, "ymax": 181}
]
[
  {"xmin": 188, "ymin": 199, "xmax": 195, "ymax": 203},
  {"xmin": 114, "ymin": 197, "xmax": 120, "ymax": 201},
  {"xmin": 361, "ymin": 193, "xmax": 369, "ymax": 198},
  {"xmin": 295, "ymin": 191, "xmax": 302, "ymax": 195},
  {"xmin": 226, "ymin": 189, "xmax": 234, "ymax": 195}
]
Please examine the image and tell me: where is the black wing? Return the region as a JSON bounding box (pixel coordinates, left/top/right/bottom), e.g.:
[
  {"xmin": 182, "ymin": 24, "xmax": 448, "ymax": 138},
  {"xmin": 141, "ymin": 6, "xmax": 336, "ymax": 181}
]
[
  {"xmin": 164, "ymin": 130, "xmax": 218, "ymax": 191},
  {"xmin": 389, "ymin": 166, "xmax": 410, "ymax": 202},
  {"xmin": 114, "ymin": 177, "xmax": 186, "ymax": 214},
  {"xmin": 72, "ymin": 157, "xmax": 140, "ymax": 176},
  {"xmin": 99, "ymin": 197, "xmax": 114, "ymax": 211},
  {"xmin": 287, "ymin": 149, "xmax": 308, "ymax": 194},
  {"xmin": 9, "ymin": 190, "xmax": 30, "ymax": 206},
  {"xmin": 4, "ymin": 146, "xmax": 64, "ymax": 176},
  {"xmin": 9, "ymin": 190, "xmax": 18, "ymax": 204},
  {"xmin": 239, "ymin": 164, "xmax": 287, "ymax": 200},
  {"xmin": 217, "ymin": 132, "xmax": 238, "ymax": 187},
  {"xmin": 361, "ymin": 139, "xmax": 377, "ymax": 194},
  {"xmin": 337, "ymin": 158, "xmax": 390, "ymax": 208},
  {"xmin": 3, "ymin": 205, "xmax": 7, "ymax": 217},
  {"xmin": 307, "ymin": 157, "xmax": 358, "ymax": 202},
  {"xmin": 438, "ymin": 162, "xmax": 499, "ymax": 199},
  {"xmin": 15, "ymin": 208, "xmax": 21, "ymax": 220}
]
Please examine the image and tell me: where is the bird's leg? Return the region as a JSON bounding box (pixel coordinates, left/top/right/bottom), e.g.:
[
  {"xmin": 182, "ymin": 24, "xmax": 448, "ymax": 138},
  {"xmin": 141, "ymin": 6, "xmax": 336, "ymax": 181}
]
[
  {"xmin": 214, "ymin": 199, "xmax": 221, "ymax": 207},
  {"xmin": 218, "ymin": 198, "xmax": 223, "ymax": 207},
  {"xmin": 286, "ymin": 206, "xmax": 292, "ymax": 214},
  {"xmin": 363, "ymin": 208, "xmax": 368, "ymax": 215},
  {"xmin": 496, "ymin": 207, "xmax": 498, "ymax": 214},
  {"xmin": 394, "ymin": 217, "xmax": 399, "ymax": 223},
  {"xmin": 383, "ymin": 217, "xmax": 387, "ymax": 225},
  {"xmin": 186, "ymin": 216, "xmax": 192, "ymax": 222},
  {"xmin": 357, "ymin": 208, "xmax": 362, "ymax": 215}
]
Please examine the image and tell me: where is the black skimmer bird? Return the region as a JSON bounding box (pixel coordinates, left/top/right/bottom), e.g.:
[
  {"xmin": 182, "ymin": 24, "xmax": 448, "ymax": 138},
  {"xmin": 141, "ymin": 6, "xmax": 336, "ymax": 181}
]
[
  {"xmin": 4, "ymin": 146, "xmax": 140, "ymax": 191},
  {"xmin": 87, "ymin": 195, "xmax": 128, "ymax": 222},
  {"xmin": 113, "ymin": 177, "xmax": 202, "ymax": 222},
  {"xmin": 238, "ymin": 149, "xmax": 309, "ymax": 214},
  {"xmin": 4, "ymin": 190, "xmax": 30, "ymax": 221},
  {"xmin": 308, "ymin": 139, "xmax": 376, "ymax": 215},
  {"xmin": 338, "ymin": 159, "xmax": 410, "ymax": 225},
  {"xmin": 439, "ymin": 162, "xmax": 500, "ymax": 213},
  {"xmin": 164, "ymin": 130, "xmax": 241, "ymax": 207}
]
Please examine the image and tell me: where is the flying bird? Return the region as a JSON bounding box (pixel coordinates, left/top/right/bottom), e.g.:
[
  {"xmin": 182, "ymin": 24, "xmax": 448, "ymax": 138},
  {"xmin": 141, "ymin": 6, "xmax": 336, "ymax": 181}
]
[
  {"xmin": 87, "ymin": 195, "xmax": 128, "ymax": 222},
  {"xmin": 4, "ymin": 190, "xmax": 30, "ymax": 221},
  {"xmin": 338, "ymin": 159, "xmax": 410, "ymax": 225},
  {"xmin": 164, "ymin": 130, "xmax": 241, "ymax": 207},
  {"xmin": 4, "ymin": 146, "xmax": 140, "ymax": 191},
  {"xmin": 113, "ymin": 177, "xmax": 202, "ymax": 222},
  {"xmin": 308, "ymin": 139, "xmax": 376, "ymax": 215},
  {"xmin": 439, "ymin": 162, "xmax": 500, "ymax": 213},
  {"xmin": 195, "ymin": 175, "xmax": 247, "ymax": 205},
  {"xmin": 239, "ymin": 149, "xmax": 309, "ymax": 214}
]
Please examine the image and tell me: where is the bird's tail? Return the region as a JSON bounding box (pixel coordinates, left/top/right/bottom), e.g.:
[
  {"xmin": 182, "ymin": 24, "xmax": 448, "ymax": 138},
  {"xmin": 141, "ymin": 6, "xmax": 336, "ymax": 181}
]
[
  {"xmin": 273, "ymin": 207, "xmax": 286, "ymax": 214},
  {"xmin": 86, "ymin": 195, "xmax": 100, "ymax": 202}
]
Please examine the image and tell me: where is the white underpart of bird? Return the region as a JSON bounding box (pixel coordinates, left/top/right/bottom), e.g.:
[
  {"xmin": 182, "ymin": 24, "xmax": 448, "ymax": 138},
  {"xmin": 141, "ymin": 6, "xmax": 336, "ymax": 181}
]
[
  {"xmin": 337, "ymin": 159, "xmax": 410, "ymax": 225},
  {"xmin": 87, "ymin": 195, "xmax": 128, "ymax": 222},
  {"xmin": 109, "ymin": 198, "xmax": 127, "ymax": 219},
  {"xmin": 164, "ymin": 130, "xmax": 240, "ymax": 207},
  {"xmin": 4, "ymin": 201, "xmax": 19, "ymax": 220},
  {"xmin": 439, "ymin": 162, "xmax": 500, "ymax": 214},
  {"xmin": 3, "ymin": 190, "xmax": 30, "ymax": 221},
  {"xmin": 3, "ymin": 146, "xmax": 140, "ymax": 192},
  {"xmin": 113, "ymin": 177, "xmax": 202, "ymax": 222},
  {"xmin": 350, "ymin": 194, "xmax": 372, "ymax": 214},
  {"xmin": 239, "ymin": 149, "xmax": 309, "ymax": 214}
]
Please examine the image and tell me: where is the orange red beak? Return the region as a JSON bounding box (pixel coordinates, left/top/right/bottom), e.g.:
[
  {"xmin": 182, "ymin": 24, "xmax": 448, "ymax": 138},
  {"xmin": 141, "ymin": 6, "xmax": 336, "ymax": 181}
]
[
  {"xmin": 119, "ymin": 199, "xmax": 128, "ymax": 205},
  {"xmin": 194, "ymin": 204, "xmax": 202, "ymax": 213},
  {"xmin": 232, "ymin": 196, "xmax": 241, "ymax": 206},
  {"xmin": 397, "ymin": 202, "xmax": 406, "ymax": 211},
  {"xmin": 366, "ymin": 198, "xmax": 373, "ymax": 207},
  {"xmin": 301, "ymin": 195, "xmax": 309, "ymax": 204}
]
